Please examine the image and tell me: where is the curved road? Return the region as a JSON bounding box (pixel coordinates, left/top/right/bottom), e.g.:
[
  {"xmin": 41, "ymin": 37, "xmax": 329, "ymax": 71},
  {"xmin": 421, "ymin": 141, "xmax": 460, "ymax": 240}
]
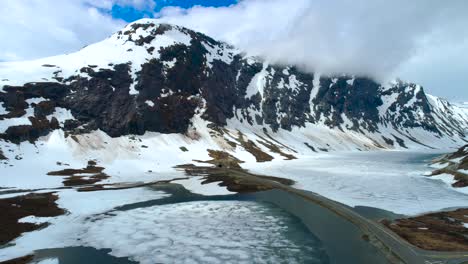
[{"xmin": 226, "ymin": 168, "xmax": 468, "ymax": 264}]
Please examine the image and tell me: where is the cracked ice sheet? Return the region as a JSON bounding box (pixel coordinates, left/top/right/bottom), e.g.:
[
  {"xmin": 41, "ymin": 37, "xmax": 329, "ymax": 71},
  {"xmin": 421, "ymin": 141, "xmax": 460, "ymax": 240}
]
[
  {"xmin": 244, "ymin": 150, "xmax": 468, "ymax": 215},
  {"xmin": 0, "ymin": 187, "xmax": 169, "ymax": 261},
  {"xmin": 79, "ymin": 200, "xmax": 327, "ymax": 264}
]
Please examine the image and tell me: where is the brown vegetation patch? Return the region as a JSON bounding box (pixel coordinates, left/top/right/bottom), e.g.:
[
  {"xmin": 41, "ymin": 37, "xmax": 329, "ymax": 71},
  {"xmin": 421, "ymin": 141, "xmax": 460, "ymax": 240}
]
[
  {"xmin": 234, "ymin": 132, "xmax": 273, "ymax": 162},
  {"xmin": 213, "ymin": 127, "xmax": 238, "ymax": 148},
  {"xmin": 459, "ymin": 156, "xmax": 468, "ymax": 170},
  {"xmin": 255, "ymin": 135, "xmax": 296, "ymax": 160},
  {"xmin": 446, "ymin": 144, "xmax": 468, "ymax": 160},
  {"xmin": 382, "ymin": 208, "xmax": 468, "ymax": 251},
  {"xmin": 0, "ymin": 255, "xmax": 34, "ymax": 264},
  {"xmin": 75, "ymin": 177, "xmax": 188, "ymax": 192},
  {"xmin": 200, "ymin": 173, "xmax": 277, "ymax": 193},
  {"xmin": 220, "ymin": 130, "xmax": 273, "ymax": 162},
  {"xmin": 176, "ymin": 164, "xmax": 293, "ymax": 193},
  {"xmin": 431, "ymin": 167, "xmax": 468, "ymax": 188},
  {"xmin": 47, "ymin": 160, "xmax": 109, "ymax": 187},
  {"xmin": 370, "ymin": 138, "xmax": 385, "ymax": 149},
  {"xmin": 178, "ymin": 148, "xmax": 294, "ymax": 193},
  {"xmin": 0, "ymin": 192, "xmax": 65, "ymax": 245},
  {"xmin": 430, "ymin": 147, "xmax": 468, "ymax": 188},
  {"xmin": 61, "ymin": 175, "xmax": 108, "ymax": 186},
  {"xmin": 451, "ymin": 170, "xmax": 468, "ymax": 188},
  {"xmin": 225, "ymin": 139, "xmax": 238, "ymax": 148},
  {"xmin": 193, "ymin": 149, "xmax": 244, "ymax": 169},
  {"xmin": 76, "ymin": 185, "xmax": 105, "ymax": 192},
  {"xmin": 263, "ymin": 132, "xmax": 297, "ymax": 153}
]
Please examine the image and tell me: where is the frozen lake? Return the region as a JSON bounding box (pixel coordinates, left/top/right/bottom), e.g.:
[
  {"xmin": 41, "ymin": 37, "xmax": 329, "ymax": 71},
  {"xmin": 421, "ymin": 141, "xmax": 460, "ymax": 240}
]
[
  {"xmin": 2, "ymin": 150, "xmax": 467, "ymax": 263},
  {"xmin": 1, "ymin": 185, "xmax": 331, "ymax": 264},
  {"xmin": 245, "ymin": 150, "xmax": 468, "ymax": 215}
]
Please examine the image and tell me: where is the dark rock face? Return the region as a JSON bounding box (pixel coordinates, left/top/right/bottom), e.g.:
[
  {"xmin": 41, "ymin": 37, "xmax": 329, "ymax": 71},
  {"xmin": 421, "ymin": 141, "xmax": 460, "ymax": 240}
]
[
  {"xmin": 1, "ymin": 116, "xmax": 59, "ymax": 144},
  {"xmin": 0, "ymin": 149, "xmax": 6, "ymax": 160},
  {"xmin": 381, "ymin": 83, "xmax": 437, "ymax": 133},
  {"xmin": 0, "ymin": 22, "xmax": 466, "ymax": 145},
  {"xmin": 34, "ymin": 101, "xmax": 56, "ymax": 117},
  {"xmin": 312, "ymin": 77, "xmax": 383, "ymax": 132},
  {"xmin": 140, "ymin": 95, "xmax": 199, "ymax": 134},
  {"xmin": 257, "ymin": 66, "xmax": 313, "ymax": 131},
  {"xmin": 65, "ymin": 64, "xmax": 136, "ymax": 136}
]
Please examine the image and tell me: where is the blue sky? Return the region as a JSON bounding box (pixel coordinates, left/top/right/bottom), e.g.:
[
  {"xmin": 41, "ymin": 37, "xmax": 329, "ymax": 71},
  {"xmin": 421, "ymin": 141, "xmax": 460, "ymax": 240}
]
[{"xmin": 110, "ymin": 0, "xmax": 237, "ymax": 22}]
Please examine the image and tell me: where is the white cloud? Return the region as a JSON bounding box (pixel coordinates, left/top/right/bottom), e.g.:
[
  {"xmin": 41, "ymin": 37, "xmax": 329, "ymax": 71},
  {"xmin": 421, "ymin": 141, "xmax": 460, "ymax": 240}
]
[
  {"xmin": 0, "ymin": 0, "xmax": 161, "ymax": 61},
  {"xmin": 156, "ymin": 0, "xmax": 468, "ymax": 100},
  {"xmin": 397, "ymin": 38, "xmax": 468, "ymax": 100},
  {"xmin": 0, "ymin": 0, "xmax": 467, "ymax": 100},
  {"xmin": 88, "ymin": 0, "xmax": 156, "ymax": 10},
  {"xmin": 0, "ymin": 0, "xmax": 126, "ymax": 61}
]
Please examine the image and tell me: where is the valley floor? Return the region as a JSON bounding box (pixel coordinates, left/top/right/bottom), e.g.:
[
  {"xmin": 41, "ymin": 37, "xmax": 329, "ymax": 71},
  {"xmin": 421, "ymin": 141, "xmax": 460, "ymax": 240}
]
[
  {"xmin": 244, "ymin": 150, "xmax": 468, "ymax": 215},
  {"xmin": 1, "ymin": 148, "xmax": 468, "ymax": 263}
]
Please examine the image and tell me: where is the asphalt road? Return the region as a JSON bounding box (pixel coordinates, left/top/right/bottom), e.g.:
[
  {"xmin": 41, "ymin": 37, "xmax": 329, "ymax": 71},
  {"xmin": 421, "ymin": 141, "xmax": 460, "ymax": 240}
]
[{"xmin": 227, "ymin": 168, "xmax": 468, "ymax": 264}]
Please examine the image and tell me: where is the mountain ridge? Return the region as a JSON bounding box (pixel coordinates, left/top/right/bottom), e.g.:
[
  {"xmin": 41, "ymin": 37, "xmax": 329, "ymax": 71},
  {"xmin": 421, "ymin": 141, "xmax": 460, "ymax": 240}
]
[{"xmin": 0, "ymin": 19, "xmax": 467, "ymax": 159}]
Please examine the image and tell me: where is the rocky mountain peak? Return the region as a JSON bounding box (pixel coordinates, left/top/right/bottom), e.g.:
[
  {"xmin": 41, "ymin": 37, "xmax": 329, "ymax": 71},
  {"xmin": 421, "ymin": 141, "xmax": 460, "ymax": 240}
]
[{"xmin": 0, "ymin": 20, "xmax": 466, "ymax": 152}]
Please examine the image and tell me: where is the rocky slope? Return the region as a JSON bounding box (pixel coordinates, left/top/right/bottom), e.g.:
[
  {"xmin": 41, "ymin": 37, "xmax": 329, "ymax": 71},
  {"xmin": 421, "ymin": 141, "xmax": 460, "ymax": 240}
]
[
  {"xmin": 0, "ymin": 19, "xmax": 467, "ymax": 170},
  {"xmin": 430, "ymin": 145, "xmax": 468, "ymax": 189}
]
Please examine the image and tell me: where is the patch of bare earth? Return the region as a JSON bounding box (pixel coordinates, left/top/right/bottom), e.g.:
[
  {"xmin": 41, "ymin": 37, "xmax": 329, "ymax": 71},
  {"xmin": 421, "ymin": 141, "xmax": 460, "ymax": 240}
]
[
  {"xmin": 47, "ymin": 160, "xmax": 109, "ymax": 186},
  {"xmin": 430, "ymin": 147, "xmax": 468, "ymax": 187},
  {"xmin": 255, "ymin": 134, "xmax": 296, "ymax": 160},
  {"xmin": 235, "ymin": 132, "xmax": 274, "ymax": 162},
  {"xmin": 176, "ymin": 149, "xmax": 294, "ymax": 193},
  {"xmin": 213, "ymin": 128, "xmax": 297, "ymax": 161},
  {"xmin": 0, "ymin": 255, "xmax": 34, "ymax": 264},
  {"xmin": 218, "ymin": 130, "xmax": 274, "ymax": 162},
  {"xmin": 75, "ymin": 177, "xmax": 188, "ymax": 192},
  {"xmin": 0, "ymin": 192, "xmax": 65, "ymax": 246},
  {"xmin": 445, "ymin": 145, "xmax": 468, "ymax": 160},
  {"xmin": 194, "ymin": 149, "xmax": 244, "ymax": 169},
  {"xmin": 382, "ymin": 208, "xmax": 468, "ymax": 251}
]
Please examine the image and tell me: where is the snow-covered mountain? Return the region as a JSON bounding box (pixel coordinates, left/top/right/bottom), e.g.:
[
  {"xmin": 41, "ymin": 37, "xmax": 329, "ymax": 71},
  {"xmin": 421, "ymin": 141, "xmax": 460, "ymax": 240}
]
[{"xmin": 0, "ymin": 19, "xmax": 467, "ymax": 173}]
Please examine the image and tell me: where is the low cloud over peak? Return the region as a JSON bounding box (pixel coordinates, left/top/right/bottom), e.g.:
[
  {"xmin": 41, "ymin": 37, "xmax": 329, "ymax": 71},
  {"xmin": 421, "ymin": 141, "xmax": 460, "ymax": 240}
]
[
  {"xmin": 0, "ymin": 0, "xmax": 467, "ymax": 100},
  {"xmin": 157, "ymin": 0, "xmax": 468, "ymax": 99}
]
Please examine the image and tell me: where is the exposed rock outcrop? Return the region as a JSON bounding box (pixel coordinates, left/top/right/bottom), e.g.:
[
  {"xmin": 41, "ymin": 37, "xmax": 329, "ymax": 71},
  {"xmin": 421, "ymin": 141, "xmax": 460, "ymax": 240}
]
[
  {"xmin": 0, "ymin": 19, "xmax": 467, "ymax": 150},
  {"xmin": 430, "ymin": 145, "xmax": 468, "ymax": 187}
]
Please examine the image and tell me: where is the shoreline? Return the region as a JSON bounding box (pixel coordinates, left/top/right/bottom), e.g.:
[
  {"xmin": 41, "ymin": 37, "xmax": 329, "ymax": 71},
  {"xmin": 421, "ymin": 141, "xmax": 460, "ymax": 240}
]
[{"xmin": 1, "ymin": 152, "xmax": 468, "ymax": 263}]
